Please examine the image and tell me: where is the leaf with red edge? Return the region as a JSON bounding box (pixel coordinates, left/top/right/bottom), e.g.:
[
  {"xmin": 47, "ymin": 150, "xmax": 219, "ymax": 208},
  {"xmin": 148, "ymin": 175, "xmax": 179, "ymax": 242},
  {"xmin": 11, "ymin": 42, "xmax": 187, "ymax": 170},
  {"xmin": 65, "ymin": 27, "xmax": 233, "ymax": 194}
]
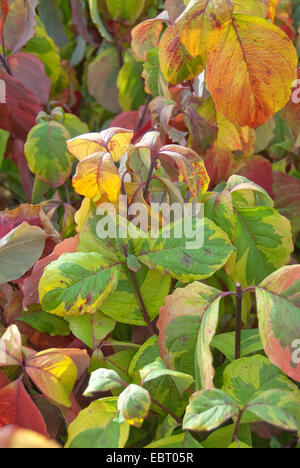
[
  {"xmin": 4, "ymin": 0, "xmax": 39, "ymax": 53},
  {"xmin": 7, "ymin": 53, "xmax": 51, "ymax": 105},
  {"xmin": 0, "ymin": 378, "xmax": 48, "ymax": 436},
  {"xmin": 25, "ymin": 351, "xmax": 78, "ymax": 407},
  {"xmin": 21, "ymin": 236, "xmax": 79, "ymax": 310},
  {"xmin": 0, "ymin": 0, "xmax": 9, "ymax": 43},
  {"xmin": 256, "ymin": 265, "xmax": 300, "ymax": 382},
  {"xmin": 131, "ymin": 15, "xmax": 165, "ymax": 61},
  {"xmin": 0, "ymin": 325, "xmax": 22, "ymax": 367},
  {"xmin": 273, "ymin": 171, "xmax": 300, "ymax": 237},
  {"xmin": 34, "ymin": 348, "xmax": 89, "ymax": 379},
  {"xmin": 158, "ymin": 145, "xmax": 210, "ymax": 200},
  {"xmin": 0, "ymin": 70, "xmax": 41, "ymax": 140}
]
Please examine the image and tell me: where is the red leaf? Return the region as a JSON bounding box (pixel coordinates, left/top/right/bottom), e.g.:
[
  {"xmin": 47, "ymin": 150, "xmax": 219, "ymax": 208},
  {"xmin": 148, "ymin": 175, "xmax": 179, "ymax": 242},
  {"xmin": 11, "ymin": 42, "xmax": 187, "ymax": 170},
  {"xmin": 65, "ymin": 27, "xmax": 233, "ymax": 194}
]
[
  {"xmin": 70, "ymin": 0, "xmax": 99, "ymax": 44},
  {"xmin": 11, "ymin": 139, "xmax": 33, "ymax": 203},
  {"xmin": 0, "ymin": 0, "xmax": 9, "ymax": 43},
  {"xmin": 0, "ymin": 371, "xmax": 10, "ymax": 390},
  {"xmin": 22, "ymin": 236, "xmax": 79, "ymax": 310},
  {"xmin": 7, "ymin": 53, "xmax": 51, "ymax": 105},
  {"xmin": 273, "ymin": 171, "xmax": 300, "ymax": 236},
  {"xmin": 0, "ymin": 378, "xmax": 48, "ymax": 436},
  {"xmin": 0, "ymin": 283, "xmax": 22, "ymax": 325},
  {"xmin": 3, "ymin": 0, "xmax": 39, "ymax": 53},
  {"xmin": 0, "ymin": 70, "xmax": 41, "ymax": 139},
  {"xmin": 237, "ymin": 155, "xmax": 274, "ymax": 197}
]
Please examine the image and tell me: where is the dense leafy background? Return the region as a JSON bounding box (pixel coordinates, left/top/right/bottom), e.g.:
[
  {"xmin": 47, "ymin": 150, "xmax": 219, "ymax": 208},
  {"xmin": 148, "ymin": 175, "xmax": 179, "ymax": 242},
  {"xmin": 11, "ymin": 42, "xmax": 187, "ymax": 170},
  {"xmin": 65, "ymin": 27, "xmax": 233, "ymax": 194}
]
[{"xmin": 0, "ymin": 0, "xmax": 300, "ymax": 449}]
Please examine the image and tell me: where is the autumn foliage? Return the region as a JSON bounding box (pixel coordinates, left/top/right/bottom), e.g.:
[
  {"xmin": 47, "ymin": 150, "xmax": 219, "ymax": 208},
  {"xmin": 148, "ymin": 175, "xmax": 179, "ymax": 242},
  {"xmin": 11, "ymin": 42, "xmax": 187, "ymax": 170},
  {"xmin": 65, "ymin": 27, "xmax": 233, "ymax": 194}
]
[{"xmin": 0, "ymin": 0, "xmax": 300, "ymax": 450}]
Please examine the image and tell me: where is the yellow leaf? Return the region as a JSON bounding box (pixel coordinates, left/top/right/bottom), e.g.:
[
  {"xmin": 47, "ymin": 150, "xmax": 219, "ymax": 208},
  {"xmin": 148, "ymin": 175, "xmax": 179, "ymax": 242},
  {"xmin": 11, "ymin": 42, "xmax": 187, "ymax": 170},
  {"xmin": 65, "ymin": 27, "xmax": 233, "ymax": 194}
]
[
  {"xmin": 67, "ymin": 128, "xmax": 133, "ymax": 162},
  {"xmin": 73, "ymin": 152, "xmax": 121, "ymax": 202},
  {"xmin": 206, "ymin": 14, "xmax": 297, "ymax": 128}
]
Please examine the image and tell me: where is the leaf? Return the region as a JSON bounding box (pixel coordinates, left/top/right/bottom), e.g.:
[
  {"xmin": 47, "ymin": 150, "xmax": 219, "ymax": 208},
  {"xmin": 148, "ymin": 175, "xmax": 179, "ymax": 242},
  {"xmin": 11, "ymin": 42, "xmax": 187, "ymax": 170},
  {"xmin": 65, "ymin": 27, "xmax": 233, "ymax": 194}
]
[
  {"xmin": 255, "ymin": 266, "xmax": 300, "ymax": 382},
  {"xmin": 67, "ymin": 128, "xmax": 133, "ymax": 162},
  {"xmin": 25, "ymin": 351, "xmax": 77, "ymax": 407},
  {"xmin": 0, "ymin": 325, "xmax": 22, "ymax": 367},
  {"xmin": 206, "ymin": 14, "xmax": 298, "ymax": 127},
  {"xmin": 183, "ymin": 389, "xmax": 239, "ymax": 432},
  {"xmin": 201, "ymin": 423, "xmax": 252, "ymax": 448},
  {"xmin": 0, "ymin": 378, "xmax": 48, "ymax": 435},
  {"xmin": 25, "ymin": 121, "xmax": 73, "ymax": 189},
  {"xmin": 88, "ymin": 0, "xmax": 113, "ymax": 42},
  {"xmin": 211, "ymin": 329, "xmax": 263, "ymax": 362},
  {"xmin": 0, "ymin": 70, "xmax": 42, "ymax": 140},
  {"xmin": 105, "ymin": 0, "xmax": 145, "ymax": 25},
  {"xmin": 84, "ymin": 369, "xmax": 125, "ymax": 396},
  {"xmin": 117, "ymin": 52, "xmax": 146, "ymax": 111},
  {"xmin": 176, "ymin": 0, "xmax": 234, "ymax": 60},
  {"xmin": 139, "ymin": 358, "xmax": 194, "ymax": 395},
  {"xmin": 66, "ymin": 310, "xmax": 116, "ymax": 349},
  {"xmin": 37, "ymin": 348, "xmax": 89, "ymax": 379},
  {"xmin": 222, "ymin": 355, "xmax": 299, "ymax": 407},
  {"xmin": 273, "ymin": 171, "xmax": 300, "ymax": 237},
  {"xmin": 233, "ymin": 0, "xmax": 268, "ymax": 17},
  {"xmin": 38, "ymin": 0, "xmax": 68, "ymax": 47},
  {"xmin": 72, "ymin": 151, "xmax": 121, "ymax": 202},
  {"xmin": 0, "ymin": 426, "xmax": 60, "ymax": 448},
  {"xmin": 237, "ymin": 155, "xmax": 274, "ymax": 198},
  {"xmin": 157, "ymin": 282, "xmax": 222, "ymax": 379},
  {"xmin": 6, "ymin": 52, "xmax": 51, "ymax": 105},
  {"xmin": 133, "ymin": 217, "xmax": 235, "ymax": 282},
  {"xmin": 0, "ymin": 129, "xmax": 9, "ymax": 168},
  {"xmin": 131, "ymin": 17, "xmax": 164, "ymax": 61},
  {"xmin": 0, "ymin": 222, "xmax": 46, "ymax": 285},
  {"xmin": 4, "ymin": 0, "xmax": 39, "ymax": 53},
  {"xmin": 87, "ymin": 47, "xmax": 121, "ymax": 113},
  {"xmin": 159, "ymin": 25, "xmax": 204, "ymax": 85},
  {"xmin": 63, "ymin": 114, "xmax": 89, "ymax": 139},
  {"xmin": 117, "ymin": 384, "xmax": 151, "ymax": 428},
  {"xmin": 22, "ymin": 236, "xmax": 79, "ymax": 310},
  {"xmin": 199, "ymin": 98, "xmax": 256, "ymax": 186},
  {"xmin": 145, "ymin": 432, "xmax": 202, "ymax": 448},
  {"xmin": 39, "ymin": 252, "xmax": 120, "ymax": 317},
  {"xmin": 66, "ymin": 397, "xmax": 130, "ymax": 448},
  {"xmin": 0, "ymin": 0, "xmax": 9, "ymax": 44},
  {"xmin": 18, "ymin": 310, "xmax": 70, "ymax": 337}
]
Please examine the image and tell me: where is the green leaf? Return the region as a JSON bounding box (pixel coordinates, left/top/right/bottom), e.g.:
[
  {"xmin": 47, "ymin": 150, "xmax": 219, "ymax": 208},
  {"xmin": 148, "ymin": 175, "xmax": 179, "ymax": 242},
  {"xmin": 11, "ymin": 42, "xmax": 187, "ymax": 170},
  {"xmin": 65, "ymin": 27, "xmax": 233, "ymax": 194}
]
[
  {"xmin": 0, "ymin": 223, "xmax": 46, "ymax": 285},
  {"xmin": 18, "ymin": 309, "xmax": 70, "ymax": 336},
  {"xmin": 157, "ymin": 281, "xmax": 221, "ymax": 382},
  {"xmin": 183, "ymin": 389, "xmax": 239, "ymax": 432},
  {"xmin": 118, "ymin": 384, "xmax": 151, "ymax": 428},
  {"xmin": 129, "ymin": 335, "xmax": 161, "ymax": 379},
  {"xmin": 139, "ymin": 358, "xmax": 194, "ymax": 395},
  {"xmin": 66, "ymin": 397, "xmax": 130, "ymax": 448},
  {"xmin": 118, "ymin": 52, "xmax": 147, "ymax": 111},
  {"xmin": 105, "ymin": 0, "xmax": 145, "ymax": 24},
  {"xmin": 222, "ymin": 355, "xmax": 299, "ymax": 408},
  {"xmin": 63, "ymin": 114, "xmax": 89, "ymax": 139},
  {"xmin": 255, "ymin": 266, "xmax": 300, "ymax": 382},
  {"xmin": 25, "ymin": 121, "xmax": 73, "ymax": 189},
  {"xmin": 84, "ymin": 368, "xmax": 125, "ymax": 396},
  {"xmin": 0, "ymin": 129, "xmax": 9, "ymax": 169},
  {"xmin": 211, "ymin": 329, "xmax": 263, "ymax": 362},
  {"xmin": 66, "ymin": 310, "xmax": 116, "ymax": 349},
  {"xmin": 145, "ymin": 432, "xmax": 203, "ymax": 448},
  {"xmin": 39, "ymin": 252, "xmax": 121, "ymax": 317},
  {"xmin": 88, "ymin": 0, "xmax": 113, "ymax": 42},
  {"xmin": 201, "ymin": 423, "xmax": 252, "ymax": 449},
  {"xmin": 133, "ymin": 217, "xmax": 235, "ymax": 282}
]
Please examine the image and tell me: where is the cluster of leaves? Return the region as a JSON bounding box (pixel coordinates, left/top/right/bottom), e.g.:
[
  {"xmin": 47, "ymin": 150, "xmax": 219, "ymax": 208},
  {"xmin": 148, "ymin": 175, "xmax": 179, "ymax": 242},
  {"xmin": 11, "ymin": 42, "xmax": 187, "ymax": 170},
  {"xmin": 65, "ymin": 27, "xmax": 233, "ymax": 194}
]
[{"xmin": 0, "ymin": 0, "xmax": 300, "ymax": 449}]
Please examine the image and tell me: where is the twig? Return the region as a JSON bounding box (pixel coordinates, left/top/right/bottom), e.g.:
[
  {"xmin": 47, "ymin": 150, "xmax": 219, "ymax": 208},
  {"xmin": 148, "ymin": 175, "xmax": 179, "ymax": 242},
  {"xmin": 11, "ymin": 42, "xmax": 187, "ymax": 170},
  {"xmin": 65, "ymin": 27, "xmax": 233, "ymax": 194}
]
[
  {"xmin": 136, "ymin": 95, "xmax": 152, "ymax": 132},
  {"xmin": 151, "ymin": 397, "xmax": 182, "ymax": 424},
  {"xmin": 235, "ymin": 283, "xmax": 243, "ymax": 360}
]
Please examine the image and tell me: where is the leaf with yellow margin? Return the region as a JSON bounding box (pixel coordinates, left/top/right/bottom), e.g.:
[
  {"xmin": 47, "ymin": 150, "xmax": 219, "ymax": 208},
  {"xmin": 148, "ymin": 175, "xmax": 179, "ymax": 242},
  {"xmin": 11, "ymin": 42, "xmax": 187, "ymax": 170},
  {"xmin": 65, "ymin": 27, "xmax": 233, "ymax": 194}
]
[{"xmin": 206, "ymin": 14, "xmax": 297, "ymax": 128}]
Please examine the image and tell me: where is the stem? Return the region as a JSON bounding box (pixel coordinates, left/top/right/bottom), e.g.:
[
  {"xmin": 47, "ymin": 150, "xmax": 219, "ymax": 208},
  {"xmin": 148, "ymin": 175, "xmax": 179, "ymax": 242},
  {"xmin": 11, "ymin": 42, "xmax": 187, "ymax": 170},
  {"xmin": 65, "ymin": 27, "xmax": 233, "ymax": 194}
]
[
  {"xmin": 136, "ymin": 95, "xmax": 152, "ymax": 132},
  {"xmin": 232, "ymin": 409, "xmax": 244, "ymax": 443},
  {"xmin": 151, "ymin": 397, "xmax": 182, "ymax": 424},
  {"xmin": 64, "ymin": 183, "xmax": 71, "ymax": 205},
  {"xmin": 235, "ymin": 283, "xmax": 243, "ymax": 360},
  {"xmin": 0, "ymin": 37, "xmax": 12, "ymax": 76},
  {"xmin": 144, "ymin": 154, "xmax": 158, "ymax": 202},
  {"xmin": 128, "ymin": 269, "xmax": 158, "ymax": 336}
]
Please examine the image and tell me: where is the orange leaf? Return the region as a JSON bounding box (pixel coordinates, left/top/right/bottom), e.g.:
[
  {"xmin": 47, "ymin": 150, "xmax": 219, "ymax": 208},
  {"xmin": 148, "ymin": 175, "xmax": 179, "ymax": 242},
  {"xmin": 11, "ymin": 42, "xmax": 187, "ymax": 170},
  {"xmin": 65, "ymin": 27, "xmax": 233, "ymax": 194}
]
[
  {"xmin": 131, "ymin": 17, "xmax": 164, "ymax": 61},
  {"xmin": 159, "ymin": 24, "xmax": 204, "ymax": 85},
  {"xmin": 206, "ymin": 14, "xmax": 297, "ymax": 128}
]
